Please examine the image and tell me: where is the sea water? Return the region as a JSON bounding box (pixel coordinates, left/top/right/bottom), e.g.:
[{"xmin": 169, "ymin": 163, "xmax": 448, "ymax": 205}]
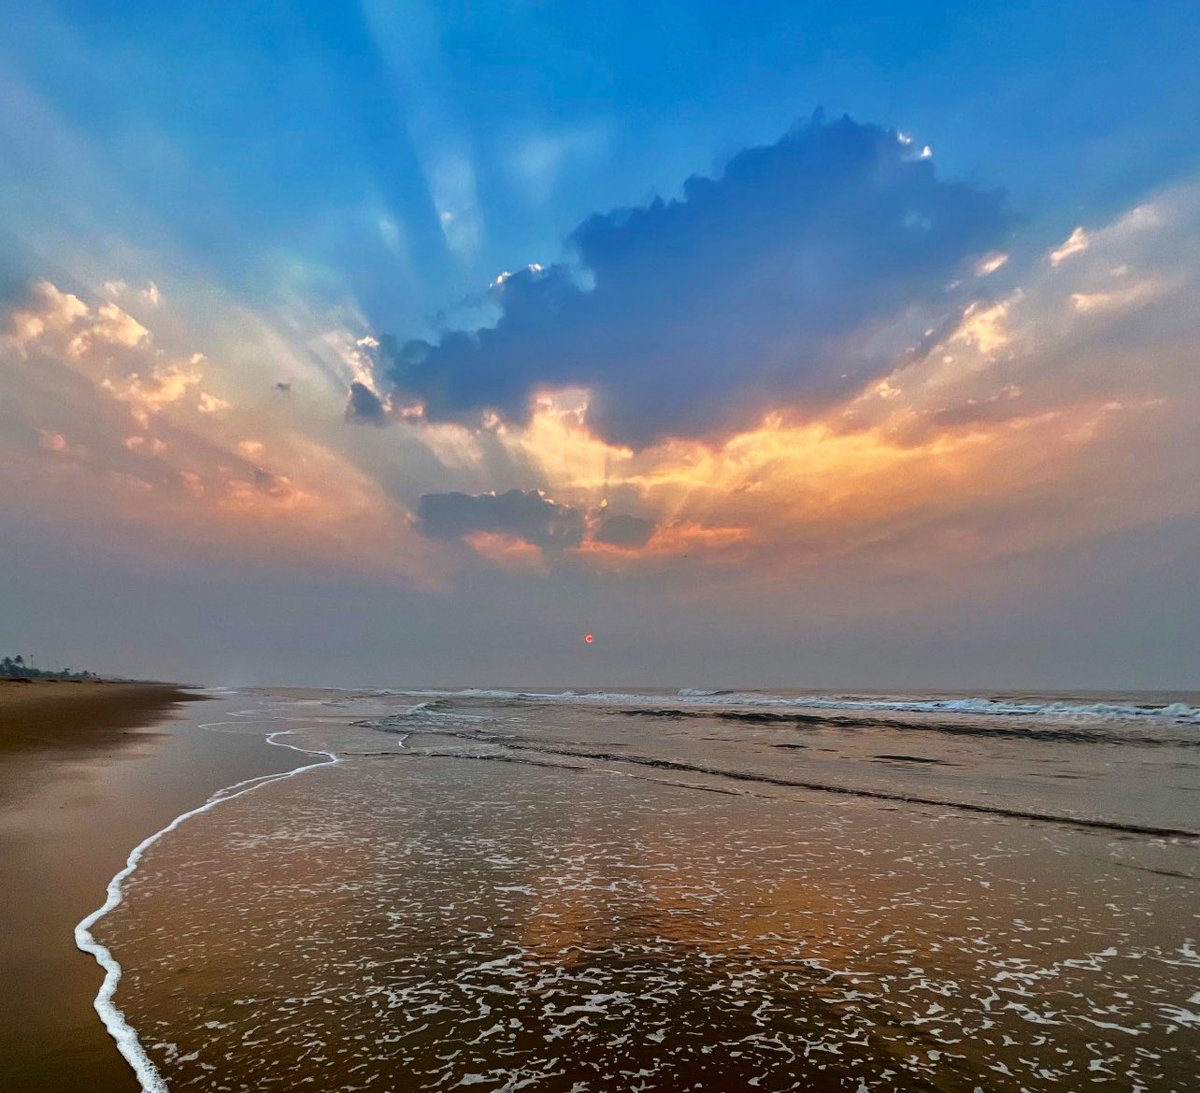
[{"xmin": 87, "ymin": 688, "xmax": 1200, "ymax": 1090}]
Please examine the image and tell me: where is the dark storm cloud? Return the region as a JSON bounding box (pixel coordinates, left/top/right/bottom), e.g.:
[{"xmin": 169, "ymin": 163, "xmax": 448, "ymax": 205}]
[
  {"xmin": 384, "ymin": 116, "xmax": 1011, "ymax": 447},
  {"xmin": 595, "ymin": 513, "xmax": 656, "ymax": 548},
  {"xmin": 344, "ymin": 380, "xmax": 387, "ymax": 425},
  {"xmin": 417, "ymin": 489, "xmax": 585, "ymax": 549}
]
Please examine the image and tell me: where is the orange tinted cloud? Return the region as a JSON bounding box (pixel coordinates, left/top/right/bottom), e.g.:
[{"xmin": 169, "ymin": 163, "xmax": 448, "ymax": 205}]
[
  {"xmin": 4, "ymin": 184, "xmax": 1199, "ymax": 594},
  {"xmin": 0, "ymin": 278, "xmax": 441, "ymax": 584},
  {"xmin": 406, "ymin": 184, "xmax": 1200, "ymax": 577}
]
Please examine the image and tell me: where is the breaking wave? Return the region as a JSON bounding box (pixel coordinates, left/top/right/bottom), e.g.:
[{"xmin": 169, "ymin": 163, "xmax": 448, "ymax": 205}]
[{"xmin": 376, "ymin": 688, "xmax": 1200, "ymax": 724}]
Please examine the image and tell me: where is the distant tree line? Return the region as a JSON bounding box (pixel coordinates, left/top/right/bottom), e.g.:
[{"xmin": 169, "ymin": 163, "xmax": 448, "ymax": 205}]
[{"xmin": 1, "ymin": 654, "xmax": 98, "ymax": 681}]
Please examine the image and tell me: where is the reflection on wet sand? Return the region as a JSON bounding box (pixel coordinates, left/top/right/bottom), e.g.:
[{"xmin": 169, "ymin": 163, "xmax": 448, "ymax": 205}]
[
  {"xmin": 97, "ymin": 691, "xmax": 1199, "ymax": 1091},
  {"xmin": 0, "ymin": 687, "xmax": 310, "ymax": 1093}
]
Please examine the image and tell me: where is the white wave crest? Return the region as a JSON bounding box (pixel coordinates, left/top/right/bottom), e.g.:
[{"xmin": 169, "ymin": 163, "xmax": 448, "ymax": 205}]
[{"xmin": 364, "ymin": 686, "xmax": 1200, "ymax": 724}]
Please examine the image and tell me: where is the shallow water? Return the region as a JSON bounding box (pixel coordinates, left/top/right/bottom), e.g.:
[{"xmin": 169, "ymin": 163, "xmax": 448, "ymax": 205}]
[
  {"xmin": 0, "ymin": 692, "xmax": 301, "ymax": 1092},
  {"xmin": 96, "ymin": 689, "xmax": 1200, "ymax": 1090}
]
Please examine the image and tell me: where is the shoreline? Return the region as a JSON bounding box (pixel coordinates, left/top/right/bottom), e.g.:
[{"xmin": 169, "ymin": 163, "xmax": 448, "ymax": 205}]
[
  {"xmin": 97, "ymin": 689, "xmax": 1200, "ymax": 1090},
  {"xmin": 76, "ymin": 726, "xmax": 341, "ymax": 1093},
  {"xmin": 0, "ymin": 684, "xmax": 316, "ymax": 1091}
]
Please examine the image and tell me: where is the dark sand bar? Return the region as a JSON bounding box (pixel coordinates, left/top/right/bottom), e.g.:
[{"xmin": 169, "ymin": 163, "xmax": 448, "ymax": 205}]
[
  {"xmin": 0, "ymin": 680, "xmax": 197, "ymax": 752},
  {"xmin": 0, "ymin": 682, "xmax": 304, "ymax": 1091}
]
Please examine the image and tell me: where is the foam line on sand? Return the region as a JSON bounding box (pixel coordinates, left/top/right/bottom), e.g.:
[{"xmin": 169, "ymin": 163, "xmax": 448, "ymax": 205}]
[{"xmin": 74, "ymin": 723, "xmax": 340, "ymax": 1093}]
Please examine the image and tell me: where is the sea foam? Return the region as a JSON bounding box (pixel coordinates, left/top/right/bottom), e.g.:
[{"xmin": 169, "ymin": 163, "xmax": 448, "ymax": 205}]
[
  {"xmin": 74, "ymin": 723, "xmax": 340, "ymax": 1093},
  {"xmin": 377, "ymin": 687, "xmax": 1200, "ymax": 724}
]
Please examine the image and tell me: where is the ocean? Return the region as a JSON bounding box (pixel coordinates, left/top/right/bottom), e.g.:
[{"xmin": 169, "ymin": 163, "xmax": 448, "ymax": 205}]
[{"xmin": 84, "ymin": 687, "xmax": 1200, "ymax": 1091}]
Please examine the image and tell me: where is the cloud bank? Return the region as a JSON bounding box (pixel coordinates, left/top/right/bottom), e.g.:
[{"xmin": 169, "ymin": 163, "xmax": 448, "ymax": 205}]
[
  {"xmin": 382, "ymin": 116, "xmax": 1011, "ymax": 447},
  {"xmin": 384, "ymin": 179, "xmax": 1200, "ymax": 582}
]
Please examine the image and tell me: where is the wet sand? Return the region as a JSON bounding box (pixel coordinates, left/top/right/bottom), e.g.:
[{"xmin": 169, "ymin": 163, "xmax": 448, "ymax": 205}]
[
  {"xmin": 97, "ymin": 690, "xmax": 1200, "ymax": 1091},
  {"xmin": 0, "ymin": 683, "xmax": 307, "ymax": 1091},
  {"xmin": 0, "ymin": 680, "xmax": 196, "ymax": 752}
]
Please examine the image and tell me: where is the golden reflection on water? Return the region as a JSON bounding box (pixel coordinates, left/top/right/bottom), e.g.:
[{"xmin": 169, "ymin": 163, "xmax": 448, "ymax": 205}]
[{"xmin": 97, "ymin": 693, "xmax": 1200, "ymax": 1092}]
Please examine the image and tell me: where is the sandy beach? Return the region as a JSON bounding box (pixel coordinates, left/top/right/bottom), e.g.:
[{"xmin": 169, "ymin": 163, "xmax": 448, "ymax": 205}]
[
  {"xmin": 0, "ymin": 680, "xmax": 197, "ymax": 751},
  {"xmin": 0, "ymin": 682, "xmax": 307, "ymax": 1091}
]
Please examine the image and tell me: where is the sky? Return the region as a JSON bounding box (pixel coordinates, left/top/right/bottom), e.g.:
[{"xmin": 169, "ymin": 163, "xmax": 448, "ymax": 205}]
[{"xmin": 1, "ymin": 1, "xmax": 1198, "ymax": 689}]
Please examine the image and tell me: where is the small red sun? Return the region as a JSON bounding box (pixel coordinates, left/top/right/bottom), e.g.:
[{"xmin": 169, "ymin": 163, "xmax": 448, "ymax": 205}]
[{"xmin": 584, "ymin": 633, "xmax": 594, "ymax": 644}]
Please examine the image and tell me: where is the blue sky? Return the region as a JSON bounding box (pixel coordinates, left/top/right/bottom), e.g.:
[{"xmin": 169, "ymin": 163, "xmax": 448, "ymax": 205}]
[
  {"xmin": 2, "ymin": 2, "xmax": 1199, "ymax": 686},
  {"xmin": 6, "ymin": 1, "xmax": 1197, "ymax": 331}
]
